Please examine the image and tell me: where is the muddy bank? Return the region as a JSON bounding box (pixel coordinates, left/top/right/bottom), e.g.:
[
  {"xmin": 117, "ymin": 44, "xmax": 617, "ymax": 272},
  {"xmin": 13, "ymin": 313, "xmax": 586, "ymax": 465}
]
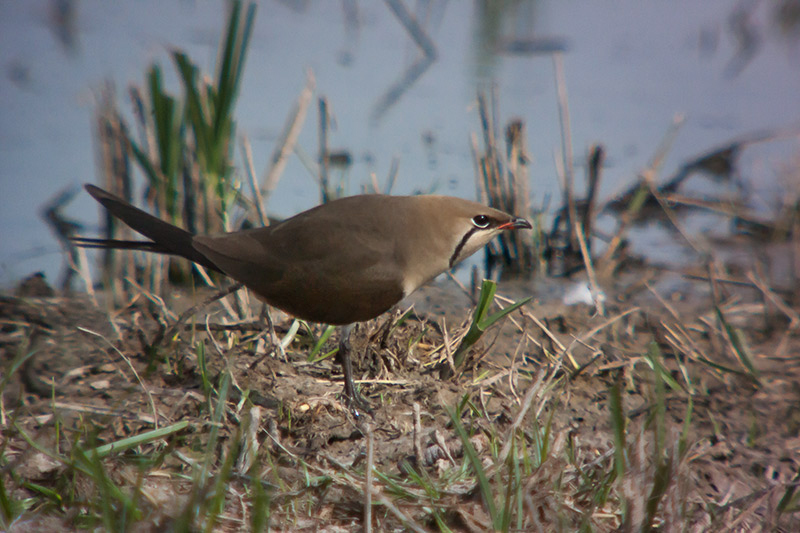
[{"xmin": 2, "ymin": 262, "xmax": 799, "ymax": 530}]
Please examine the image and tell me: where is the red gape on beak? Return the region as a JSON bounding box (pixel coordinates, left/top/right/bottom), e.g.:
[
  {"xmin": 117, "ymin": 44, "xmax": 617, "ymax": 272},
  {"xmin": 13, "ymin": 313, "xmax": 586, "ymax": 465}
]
[{"xmin": 498, "ymin": 217, "xmax": 532, "ymax": 231}]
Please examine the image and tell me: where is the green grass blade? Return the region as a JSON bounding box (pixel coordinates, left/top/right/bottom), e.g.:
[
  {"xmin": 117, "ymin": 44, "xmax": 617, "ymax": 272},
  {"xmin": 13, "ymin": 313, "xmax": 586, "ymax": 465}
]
[
  {"xmin": 204, "ymin": 428, "xmax": 240, "ymax": 533},
  {"xmin": 609, "ymin": 377, "xmax": 626, "ymax": 481},
  {"xmin": 250, "ymin": 464, "xmax": 271, "ymax": 532},
  {"xmin": 447, "ymin": 403, "xmax": 499, "ymax": 529},
  {"xmin": 481, "ymin": 295, "xmax": 532, "ymax": 331},
  {"xmin": 714, "ymin": 306, "xmax": 761, "ymax": 384},
  {"xmin": 174, "ymin": 52, "xmax": 212, "ymax": 163},
  {"xmin": 214, "ymin": 1, "xmax": 255, "ymax": 141},
  {"xmin": 21, "ymin": 481, "xmax": 62, "ymax": 507},
  {"xmin": 679, "ymin": 396, "xmax": 693, "ymax": 458},
  {"xmin": 643, "ymin": 455, "xmax": 673, "ymax": 531},
  {"xmin": 130, "ymin": 140, "xmax": 160, "ymax": 189},
  {"xmin": 92, "ymin": 420, "xmax": 189, "ymax": 458},
  {"xmin": 777, "ymin": 466, "xmax": 800, "ymax": 514},
  {"xmin": 500, "ymin": 436, "xmax": 518, "ymax": 532},
  {"xmin": 214, "ymin": 0, "xmax": 242, "ymax": 130},
  {"xmin": 308, "ymin": 324, "xmax": 336, "ymax": 361},
  {"xmin": 0, "ymin": 474, "xmax": 17, "ymax": 527},
  {"xmin": 201, "ymin": 370, "xmax": 232, "ymax": 484},
  {"xmin": 71, "ymin": 445, "xmax": 141, "ymax": 528},
  {"xmin": 727, "ymin": 326, "xmax": 761, "ymax": 382},
  {"xmin": 0, "ymin": 343, "xmax": 37, "ymax": 392},
  {"xmin": 452, "ymin": 280, "xmax": 530, "ymax": 369},
  {"xmin": 386, "ymin": 307, "xmax": 416, "ymax": 339},
  {"xmin": 197, "ymin": 340, "xmax": 212, "ymax": 398},
  {"xmin": 643, "ymin": 341, "xmax": 684, "ymax": 394},
  {"xmin": 147, "ymin": 63, "xmax": 184, "ymax": 220}
]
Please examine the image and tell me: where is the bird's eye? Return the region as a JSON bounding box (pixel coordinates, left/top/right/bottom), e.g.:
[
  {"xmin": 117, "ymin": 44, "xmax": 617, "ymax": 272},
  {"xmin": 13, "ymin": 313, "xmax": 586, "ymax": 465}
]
[{"xmin": 471, "ymin": 215, "xmax": 491, "ymax": 228}]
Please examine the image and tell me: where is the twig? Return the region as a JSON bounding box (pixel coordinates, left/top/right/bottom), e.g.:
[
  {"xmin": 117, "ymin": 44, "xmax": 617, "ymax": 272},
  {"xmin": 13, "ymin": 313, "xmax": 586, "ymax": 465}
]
[
  {"xmin": 78, "ymin": 326, "xmax": 161, "ymax": 428},
  {"xmin": 371, "ymin": 0, "xmax": 437, "ymax": 122},
  {"xmin": 263, "ymin": 306, "xmax": 286, "ymax": 361},
  {"xmin": 470, "ymin": 132, "xmax": 488, "ymax": 205},
  {"xmin": 364, "ymin": 421, "xmax": 374, "ymax": 533},
  {"xmin": 384, "ymin": 0, "xmax": 436, "ymax": 59},
  {"xmin": 746, "ymin": 271, "xmax": 800, "ymax": 327},
  {"xmin": 575, "ymin": 220, "xmax": 604, "ymax": 315},
  {"xmin": 575, "ymin": 307, "xmax": 639, "ymax": 351},
  {"xmin": 553, "ymin": 54, "xmax": 603, "ymax": 314},
  {"xmin": 440, "ymin": 317, "xmax": 456, "ymax": 374},
  {"xmin": 496, "ymin": 369, "xmax": 546, "ymax": 467},
  {"xmin": 262, "ymin": 70, "xmax": 315, "ymax": 209},
  {"xmin": 123, "ymin": 276, "xmax": 178, "ymax": 322},
  {"xmin": 413, "ymin": 402, "xmax": 423, "ymax": 467},
  {"xmin": 236, "ymin": 406, "xmax": 262, "ymax": 474},
  {"xmin": 445, "ymin": 270, "xmax": 478, "ymax": 306},
  {"xmin": 318, "ymin": 97, "xmax": 330, "ymax": 203},
  {"xmin": 369, "ymin": 172, "xmax": 381, "ymax": 194},
  {"xmin": 162, "ymin": 282, "xmax": 244, "ymax": 343},
  {"xmin": 493, "ymin": 294, "xmax": 575, "ymax": 369},
  {"xmin": 553, "ymin": 53, "xmax": 575, "ymax": 246},
  {"xmin": 192, "ymin": 264, "xmax": 239, "ymax": 320},
  {"xmin": 384, "ymin": 156, "xmax": 400, "ymax": 194},
  {"xmin": 318, "ymin": 453, "xmax": 428, "ymax": 533},
  {"xmin": 52, "ymin": 401, "xmax": 148, "ymax": 420},
  {"xmin": 73, "ymin": 246, "xmax": 98, "ymax": 307},
  {"xmin": 240, "ymin": 134, "xmax": 268, "ymax": 226},
  {"xmin": 641, "ymin": 162, "xmax": 707, "ymax": 256},
  {"xmin": 600, "ymin": 114, "xmax": 685, "ymax": 275}
]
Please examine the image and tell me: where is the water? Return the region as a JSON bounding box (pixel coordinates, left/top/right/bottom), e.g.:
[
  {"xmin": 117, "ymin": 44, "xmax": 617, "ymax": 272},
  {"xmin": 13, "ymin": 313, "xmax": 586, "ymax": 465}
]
[{"xmin": 1, "ymin": 0, "xmax": 798, "ymax": 288}]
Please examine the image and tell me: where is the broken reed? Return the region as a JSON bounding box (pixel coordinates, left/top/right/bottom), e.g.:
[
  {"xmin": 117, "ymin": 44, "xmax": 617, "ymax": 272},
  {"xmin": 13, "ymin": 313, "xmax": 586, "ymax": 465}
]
[
  {"xmin": 473, "ymin": 91, "xmax": 539, "ymax": 279},
  {"xmin": 91, "ymin": 1, "xmax": 256, "ymax": 302}
]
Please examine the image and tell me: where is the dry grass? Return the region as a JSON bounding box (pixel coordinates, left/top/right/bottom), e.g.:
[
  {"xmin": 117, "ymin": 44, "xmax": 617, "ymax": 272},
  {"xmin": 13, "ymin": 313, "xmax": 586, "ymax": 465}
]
[{"xmin": 2, "ymin": 248, "xmax": 800, "ymax": 531}]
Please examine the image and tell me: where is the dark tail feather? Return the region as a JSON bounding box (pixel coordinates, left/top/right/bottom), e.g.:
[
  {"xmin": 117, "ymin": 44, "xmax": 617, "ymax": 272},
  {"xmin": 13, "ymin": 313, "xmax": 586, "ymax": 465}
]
[
  {"xmin": 71, "ymin": 237, "xmax": 167, "ymax": 253},
  {"xmin": 78, "ymin": 184, "xmax": 221, "ymax": 272}
]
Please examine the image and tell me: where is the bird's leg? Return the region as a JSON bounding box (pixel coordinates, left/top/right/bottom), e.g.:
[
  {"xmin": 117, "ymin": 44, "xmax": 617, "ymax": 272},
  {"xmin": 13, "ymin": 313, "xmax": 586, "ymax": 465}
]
[
  {"xmin": 262, "ymin": 305, "xmax": 287, "ymax": 361},
  {"xmin": 337, "ymin": 324, "xmax": 373, "ymax": 414}
]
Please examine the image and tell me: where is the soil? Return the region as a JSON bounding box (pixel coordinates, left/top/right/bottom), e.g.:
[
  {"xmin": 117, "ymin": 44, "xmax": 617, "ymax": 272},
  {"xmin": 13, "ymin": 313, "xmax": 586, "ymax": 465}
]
[{"xmin": 1, "ymin": 258, "xmax": 800, "ymax": 531}]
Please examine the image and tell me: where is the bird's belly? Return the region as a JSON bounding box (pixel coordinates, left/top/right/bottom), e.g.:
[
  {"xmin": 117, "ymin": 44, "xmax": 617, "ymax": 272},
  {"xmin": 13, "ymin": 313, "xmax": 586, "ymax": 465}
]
[{"xmin": 246, "ymin": 275, "xmax": 404, "ymax": 326}]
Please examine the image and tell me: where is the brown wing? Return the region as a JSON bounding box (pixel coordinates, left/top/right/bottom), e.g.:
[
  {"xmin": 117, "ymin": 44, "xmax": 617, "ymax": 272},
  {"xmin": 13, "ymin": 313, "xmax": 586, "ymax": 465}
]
[{"xmin": 192, "ymin": 196, "xmax": 406, "ymax": 324}]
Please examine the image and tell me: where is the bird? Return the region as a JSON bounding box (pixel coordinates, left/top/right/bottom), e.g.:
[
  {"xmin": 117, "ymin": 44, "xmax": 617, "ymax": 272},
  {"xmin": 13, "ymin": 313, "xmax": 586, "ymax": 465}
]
[{"xmin": 73, "ymin": 184, "xmax": 532, "ymax": 411}]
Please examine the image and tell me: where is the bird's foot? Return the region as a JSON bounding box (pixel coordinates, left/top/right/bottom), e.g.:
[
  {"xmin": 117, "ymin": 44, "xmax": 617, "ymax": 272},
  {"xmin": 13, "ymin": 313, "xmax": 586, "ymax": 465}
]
[
  {"xmin": 342, "ymin": 379, "xmax": 373, "ymax": 417},
  {"xmin": 336, "ymin": 325, "xmax": 374, "ymax": 416}
]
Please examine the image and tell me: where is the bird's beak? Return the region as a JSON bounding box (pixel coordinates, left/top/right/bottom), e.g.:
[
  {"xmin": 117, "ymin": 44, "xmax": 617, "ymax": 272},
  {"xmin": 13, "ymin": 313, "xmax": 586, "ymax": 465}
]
[{"xmin": 498, "ymin": 217, "xmax": 532, "ymax": 231}]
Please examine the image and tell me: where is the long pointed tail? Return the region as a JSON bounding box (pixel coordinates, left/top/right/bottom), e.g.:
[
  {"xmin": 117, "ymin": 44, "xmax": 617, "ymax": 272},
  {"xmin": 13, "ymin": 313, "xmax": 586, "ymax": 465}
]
[
  {"xmin": 71, "ymin": 237, "xmax": 169, "ymax": 253},
  {"xmin": 73, "ymin": 184, "xmax": 220, "ymax": 272}
]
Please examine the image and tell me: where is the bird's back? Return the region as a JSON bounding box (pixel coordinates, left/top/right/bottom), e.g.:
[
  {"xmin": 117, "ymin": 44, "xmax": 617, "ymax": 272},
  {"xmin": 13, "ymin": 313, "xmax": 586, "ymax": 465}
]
[{"xmin": 193, "ymin": 195, "xmax": 422, "ymax": 324}]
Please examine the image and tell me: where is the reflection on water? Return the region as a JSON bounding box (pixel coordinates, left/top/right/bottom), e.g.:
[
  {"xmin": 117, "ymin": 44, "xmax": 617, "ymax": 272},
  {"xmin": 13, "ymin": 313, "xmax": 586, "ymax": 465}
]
[
  {"xmin": 0, "ymin": 0, "xmax": 798, "ymax": 288},
  {"xmin": 47, "ymin": 0, "xmax": 80, "ymax": 55}
]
